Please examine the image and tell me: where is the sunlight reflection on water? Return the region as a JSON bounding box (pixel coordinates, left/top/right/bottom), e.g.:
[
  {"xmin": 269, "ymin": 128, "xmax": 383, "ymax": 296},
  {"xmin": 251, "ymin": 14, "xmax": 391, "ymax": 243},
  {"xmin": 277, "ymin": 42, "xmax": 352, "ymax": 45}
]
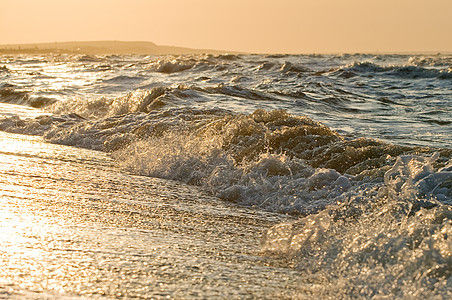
[{"xmin": 0, "ymin": 131, "xmax": 298, "ymax": 298}]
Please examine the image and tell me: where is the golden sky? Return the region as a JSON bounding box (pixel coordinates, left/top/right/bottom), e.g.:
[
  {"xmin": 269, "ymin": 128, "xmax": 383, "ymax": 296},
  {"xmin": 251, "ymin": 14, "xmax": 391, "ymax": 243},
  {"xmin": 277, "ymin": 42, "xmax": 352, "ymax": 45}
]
[{"xmin": 1, "ymin": 0, "xmax": 451, "ymax": 53}]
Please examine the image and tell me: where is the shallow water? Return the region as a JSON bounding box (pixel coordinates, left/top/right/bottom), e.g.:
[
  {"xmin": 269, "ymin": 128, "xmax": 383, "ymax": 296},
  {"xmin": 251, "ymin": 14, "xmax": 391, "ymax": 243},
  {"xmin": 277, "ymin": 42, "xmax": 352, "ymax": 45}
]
[
  {"xmin": 0, "ymin": 53, "xmax": 451, "ymax": 298},
  {"xmin": 0, "ymin": 131, "xmax": 301, "ymax": 298}
]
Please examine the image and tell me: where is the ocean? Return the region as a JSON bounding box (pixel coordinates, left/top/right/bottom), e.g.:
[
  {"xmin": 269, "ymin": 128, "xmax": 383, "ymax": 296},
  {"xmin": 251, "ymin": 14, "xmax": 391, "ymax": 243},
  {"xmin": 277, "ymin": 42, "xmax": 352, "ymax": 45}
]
[{"xmin": 0, "ymin": 53, "xmax": 451, "ymax": 298}]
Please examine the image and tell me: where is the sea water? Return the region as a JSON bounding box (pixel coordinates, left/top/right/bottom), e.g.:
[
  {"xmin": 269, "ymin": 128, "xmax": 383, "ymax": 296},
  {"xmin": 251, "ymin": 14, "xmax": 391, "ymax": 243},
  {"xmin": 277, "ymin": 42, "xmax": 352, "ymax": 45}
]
[{"xmin": 0, "ymin": 53, "xmax": 451, "ymax": 298}]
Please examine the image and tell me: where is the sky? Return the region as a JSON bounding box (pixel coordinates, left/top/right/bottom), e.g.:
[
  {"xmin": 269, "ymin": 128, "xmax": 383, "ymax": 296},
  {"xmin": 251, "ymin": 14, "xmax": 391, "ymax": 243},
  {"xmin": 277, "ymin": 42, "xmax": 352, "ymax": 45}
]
[{"xmin": 1, "ymin": 0, "xmax": 451, "ymax": 54}]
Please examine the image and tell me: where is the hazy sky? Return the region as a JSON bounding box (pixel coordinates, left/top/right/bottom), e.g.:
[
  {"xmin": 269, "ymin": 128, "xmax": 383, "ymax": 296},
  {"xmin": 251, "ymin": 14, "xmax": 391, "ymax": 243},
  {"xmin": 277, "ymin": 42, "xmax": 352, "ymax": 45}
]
[{"xmin": 1, "ymin": 0, "xmax": 451, "ymax": 53}]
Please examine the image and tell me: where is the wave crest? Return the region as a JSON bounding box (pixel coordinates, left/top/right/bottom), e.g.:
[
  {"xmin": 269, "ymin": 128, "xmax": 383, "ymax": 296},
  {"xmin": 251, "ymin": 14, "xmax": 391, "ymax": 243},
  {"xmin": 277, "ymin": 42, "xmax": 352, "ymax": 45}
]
[
  {"xmin": 48, "ymin": 87, "xmax": 168, "ymax": 118},
  {"xmin": 0, "ymin": 85, "xmax": 57, "ymax": 108},
  {"xmin": 1, "ymin": 106, "xmax": 449, "ymax": 214},
  {"xmin": 336, "ymin": 61, "xmax": 452, "ymax": 79}
]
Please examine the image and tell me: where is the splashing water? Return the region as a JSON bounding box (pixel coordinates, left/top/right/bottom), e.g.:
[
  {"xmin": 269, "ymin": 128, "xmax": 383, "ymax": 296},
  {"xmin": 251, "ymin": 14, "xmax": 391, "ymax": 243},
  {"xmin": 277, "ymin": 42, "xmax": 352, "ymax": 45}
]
[{"xmin": 1, "ymin": 53, "xmax": 451, "ymax": 298}]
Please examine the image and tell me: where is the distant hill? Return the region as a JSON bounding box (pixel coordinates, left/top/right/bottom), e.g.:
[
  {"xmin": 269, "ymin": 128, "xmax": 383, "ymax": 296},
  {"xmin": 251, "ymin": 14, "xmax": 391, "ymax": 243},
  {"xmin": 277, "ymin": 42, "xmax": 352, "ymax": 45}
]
[{"xmin": 0, "ymin": 41, "xmax": 239, "ymax": 55}]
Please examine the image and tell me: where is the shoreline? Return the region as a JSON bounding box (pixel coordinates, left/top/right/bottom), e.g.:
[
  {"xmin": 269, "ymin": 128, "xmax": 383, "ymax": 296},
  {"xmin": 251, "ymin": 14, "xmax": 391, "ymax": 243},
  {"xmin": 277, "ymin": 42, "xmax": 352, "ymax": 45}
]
[
  {"xmin": 0, "ymin": 41, "xmax": 240, "ymax": 55},
  {"xmin": 0, "ymin": 130, "xmax": 299, "ymax": 298}
]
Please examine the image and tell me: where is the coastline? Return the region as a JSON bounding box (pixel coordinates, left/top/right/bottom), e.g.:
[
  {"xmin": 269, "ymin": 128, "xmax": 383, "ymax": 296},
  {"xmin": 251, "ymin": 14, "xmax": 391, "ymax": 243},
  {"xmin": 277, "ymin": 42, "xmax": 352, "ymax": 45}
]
[{"xmin": 0, "ymin": 41, "xmax": 240, "ymax": 55}]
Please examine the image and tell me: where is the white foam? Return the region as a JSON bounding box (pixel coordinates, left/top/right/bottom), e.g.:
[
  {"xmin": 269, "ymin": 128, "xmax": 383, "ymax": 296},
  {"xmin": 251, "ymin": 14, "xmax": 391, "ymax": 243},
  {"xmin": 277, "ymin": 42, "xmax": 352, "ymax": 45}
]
[{"xmin": 262, "ymin": 153, "xmax": 452, "ymax": 298}]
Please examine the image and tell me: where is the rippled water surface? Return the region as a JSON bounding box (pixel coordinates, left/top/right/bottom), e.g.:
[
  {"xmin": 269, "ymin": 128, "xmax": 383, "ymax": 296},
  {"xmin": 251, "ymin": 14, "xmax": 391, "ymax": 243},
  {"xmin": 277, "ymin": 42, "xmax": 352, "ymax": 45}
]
[
  {"xmin": 0, "ymin": 53, "xmax": 451, "ymax": 298},
  {"xmin": 1, "ymin": 53, "xmax": 451, "ymax": 147}
]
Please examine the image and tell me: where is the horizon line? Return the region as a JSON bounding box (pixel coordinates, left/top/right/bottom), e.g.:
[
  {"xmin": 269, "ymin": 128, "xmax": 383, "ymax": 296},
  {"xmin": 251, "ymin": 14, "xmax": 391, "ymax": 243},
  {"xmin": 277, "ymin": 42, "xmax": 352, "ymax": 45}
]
[{"xmin": 1, "ymin": 40, "xmax": 451, "ymax": 56}]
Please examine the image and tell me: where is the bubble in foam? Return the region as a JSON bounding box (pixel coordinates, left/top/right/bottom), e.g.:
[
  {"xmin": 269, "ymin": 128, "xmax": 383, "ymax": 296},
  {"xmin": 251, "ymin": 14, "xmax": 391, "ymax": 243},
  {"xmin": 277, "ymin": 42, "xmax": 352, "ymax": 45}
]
[{"xmin": 262, "ymin": 153, "xmax": 452, "ymax": 298}]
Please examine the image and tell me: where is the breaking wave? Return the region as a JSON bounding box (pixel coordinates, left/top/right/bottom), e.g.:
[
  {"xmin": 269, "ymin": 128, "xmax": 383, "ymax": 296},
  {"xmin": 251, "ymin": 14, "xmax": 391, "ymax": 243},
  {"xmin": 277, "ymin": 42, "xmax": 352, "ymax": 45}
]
[
  {"xmin": 263, "ymin": 153, "xmax": 452, "ymax": 298},
  {"xmin": 1, "ymin": 105, "xmax": 450, "ymax": 215},
  {"xmin": 148, "ymin": 59, "xmax": 197, "ymax": 73},
  {"xmin": 336, "ymin": 61, "xmax": 452, "ymax": 79},
  {"xmin": 0, "ymin": 84, "xmax": 57, "ymax": 108},
  {"xmin": 1, "ymin": 52, "xmax": 451, "ymax": 298},
  {"xmin": 408, "ymin": 55, "xmax": 452, "ymax": 67}
]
